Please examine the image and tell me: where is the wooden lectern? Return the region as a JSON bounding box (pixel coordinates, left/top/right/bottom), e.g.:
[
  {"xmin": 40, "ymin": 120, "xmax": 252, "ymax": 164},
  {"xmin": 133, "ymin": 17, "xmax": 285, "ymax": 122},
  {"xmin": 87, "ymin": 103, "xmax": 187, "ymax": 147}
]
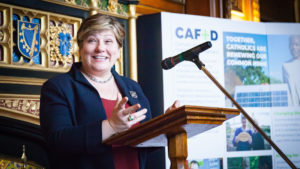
[{"xmin": 103, "ymin": 105, "xmax": 240, "ymax": 169}]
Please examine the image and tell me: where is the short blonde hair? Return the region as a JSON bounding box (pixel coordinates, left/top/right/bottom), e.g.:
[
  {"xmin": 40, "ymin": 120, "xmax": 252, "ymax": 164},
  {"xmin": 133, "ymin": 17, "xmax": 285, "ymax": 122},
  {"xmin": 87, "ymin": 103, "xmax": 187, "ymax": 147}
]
[{"xmin": 77, "ymin": 14, "xmax": 125, "ymax": 48}]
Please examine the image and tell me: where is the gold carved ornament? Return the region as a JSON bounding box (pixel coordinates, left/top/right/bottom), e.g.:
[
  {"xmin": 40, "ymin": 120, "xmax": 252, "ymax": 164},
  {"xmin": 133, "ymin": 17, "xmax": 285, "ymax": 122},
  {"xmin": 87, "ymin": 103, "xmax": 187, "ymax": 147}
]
[{"xmin": 49, "ymin": 23, "xmax": 74, "ymax": 69}]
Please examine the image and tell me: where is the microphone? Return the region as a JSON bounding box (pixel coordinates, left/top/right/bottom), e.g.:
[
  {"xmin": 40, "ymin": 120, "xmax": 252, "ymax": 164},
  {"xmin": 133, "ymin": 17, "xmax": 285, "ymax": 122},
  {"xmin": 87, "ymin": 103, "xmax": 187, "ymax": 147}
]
[{"xmin": 161, "ymin": 41, "xmax": 212, "ymax": 70}]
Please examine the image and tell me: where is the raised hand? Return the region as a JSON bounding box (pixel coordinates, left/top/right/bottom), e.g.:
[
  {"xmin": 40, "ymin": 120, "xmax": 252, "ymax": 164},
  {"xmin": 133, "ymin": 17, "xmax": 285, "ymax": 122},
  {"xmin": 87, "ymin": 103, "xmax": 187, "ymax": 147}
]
[
  {"xmin": 165, "ymin": 100, "xmax": 180, "ymax": 114},
  {"xmin": 107, "ymin": 94, "xmax": 147, "ymax": 133}
]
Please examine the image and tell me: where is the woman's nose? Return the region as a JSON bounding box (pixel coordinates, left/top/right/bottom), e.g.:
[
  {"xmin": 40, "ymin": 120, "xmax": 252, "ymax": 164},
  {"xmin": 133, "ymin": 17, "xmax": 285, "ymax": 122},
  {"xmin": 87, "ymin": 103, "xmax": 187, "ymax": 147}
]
[{"xmin": 95, "ymin": 42, "xmax": 105, "ymax": 52}]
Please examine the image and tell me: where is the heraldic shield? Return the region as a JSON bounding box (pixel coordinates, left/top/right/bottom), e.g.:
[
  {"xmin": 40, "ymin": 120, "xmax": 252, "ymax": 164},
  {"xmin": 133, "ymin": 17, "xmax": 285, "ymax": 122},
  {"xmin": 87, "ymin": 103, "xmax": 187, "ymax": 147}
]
[{"xmin": 18, "ymin": 20, "xmax": 40, "ymax": 59}]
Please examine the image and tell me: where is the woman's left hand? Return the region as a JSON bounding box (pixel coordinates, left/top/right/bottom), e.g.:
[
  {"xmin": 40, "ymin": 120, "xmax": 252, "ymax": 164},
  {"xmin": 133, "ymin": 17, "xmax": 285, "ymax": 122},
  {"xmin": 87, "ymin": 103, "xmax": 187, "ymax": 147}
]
[{"xmin": 165, "ymin": 100, "xmax": 180, "ymax": 114}]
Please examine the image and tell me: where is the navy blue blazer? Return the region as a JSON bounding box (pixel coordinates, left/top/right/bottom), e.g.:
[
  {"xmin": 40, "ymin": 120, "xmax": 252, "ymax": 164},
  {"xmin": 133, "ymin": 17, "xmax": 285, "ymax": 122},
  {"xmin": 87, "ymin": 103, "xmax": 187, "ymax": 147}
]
[{"xmin": 40, "ymin": 62, "xmax": 152, "ymax": 169}]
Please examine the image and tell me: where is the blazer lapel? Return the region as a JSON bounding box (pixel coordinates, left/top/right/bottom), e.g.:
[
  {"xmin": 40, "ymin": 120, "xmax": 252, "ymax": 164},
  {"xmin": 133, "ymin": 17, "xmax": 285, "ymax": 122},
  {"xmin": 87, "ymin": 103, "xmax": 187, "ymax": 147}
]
[{"xmin": 112, "ymin": 70, "xmax": 139, "ymax": 107}]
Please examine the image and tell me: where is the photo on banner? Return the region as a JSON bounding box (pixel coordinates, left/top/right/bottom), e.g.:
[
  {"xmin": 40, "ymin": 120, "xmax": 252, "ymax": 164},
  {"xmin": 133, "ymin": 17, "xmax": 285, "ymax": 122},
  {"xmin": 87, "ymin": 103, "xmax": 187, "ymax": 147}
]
[
  {"xmin": 188, "ymin": 158, "xmax": 223, "ymax": 169},
  {"xmin": 226, "ymin": 111, "xmax": 271, "ymax": 152},
  {"xmin": 223, "ymin": 32, "xmax": 270, "ymax": 108}
]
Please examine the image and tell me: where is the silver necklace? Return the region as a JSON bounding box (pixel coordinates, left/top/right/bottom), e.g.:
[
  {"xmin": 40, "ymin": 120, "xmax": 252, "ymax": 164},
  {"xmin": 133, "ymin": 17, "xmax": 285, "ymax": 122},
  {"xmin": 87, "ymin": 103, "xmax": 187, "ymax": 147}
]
[{"xmin": 84, "ymin": 72, "xmax": 113, "ymax": 83}]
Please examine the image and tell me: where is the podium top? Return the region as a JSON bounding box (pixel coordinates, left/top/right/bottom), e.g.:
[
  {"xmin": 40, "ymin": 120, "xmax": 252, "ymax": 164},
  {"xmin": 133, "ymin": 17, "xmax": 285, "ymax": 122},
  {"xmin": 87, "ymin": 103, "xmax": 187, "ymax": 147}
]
[{"xmin": 103, "ymin": 105, "xmax": 239, "ymax": 147}]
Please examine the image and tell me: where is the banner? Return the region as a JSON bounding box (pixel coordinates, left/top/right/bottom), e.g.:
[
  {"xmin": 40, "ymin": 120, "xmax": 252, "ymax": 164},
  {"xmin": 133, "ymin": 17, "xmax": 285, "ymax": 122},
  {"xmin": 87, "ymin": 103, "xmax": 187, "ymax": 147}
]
[{"xmin": 159, "ymin": 12, "xmax": 300, "ymax": 169}]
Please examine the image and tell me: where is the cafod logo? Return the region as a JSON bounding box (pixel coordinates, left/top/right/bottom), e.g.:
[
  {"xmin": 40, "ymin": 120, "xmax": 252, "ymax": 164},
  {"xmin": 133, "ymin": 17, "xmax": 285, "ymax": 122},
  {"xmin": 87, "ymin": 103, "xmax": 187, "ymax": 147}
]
[{"xmin": 175, "ymin": 27, "xmax": 218, "ymax": 41}]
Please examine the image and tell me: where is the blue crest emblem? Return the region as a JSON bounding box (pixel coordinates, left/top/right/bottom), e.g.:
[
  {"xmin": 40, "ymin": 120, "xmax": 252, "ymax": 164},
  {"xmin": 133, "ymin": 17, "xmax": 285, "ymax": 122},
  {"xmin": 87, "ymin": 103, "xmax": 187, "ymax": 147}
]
[
  {"xmin": 59, "ymin": 32, "xmax": 72, "ymax": 56},
  {"xmin": 18, "ymin": 21, "xmax": 40, "ymax": 59}
]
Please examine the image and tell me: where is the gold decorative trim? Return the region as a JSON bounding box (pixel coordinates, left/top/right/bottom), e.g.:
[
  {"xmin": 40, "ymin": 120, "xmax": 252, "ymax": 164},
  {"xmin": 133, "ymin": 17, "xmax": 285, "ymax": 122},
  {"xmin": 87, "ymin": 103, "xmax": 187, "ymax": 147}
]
[
  {"xmin": 0, "ymin": 155, "xmax": 44, "ymax": 169},
  {"xmin": 49, "ymin": 21, "xmax": 75, "ymax": 69},
  {"xmin": 93, "ymin": 8, "xmax": 129, "ymax": 20},
  {"xmin": 0, "ymin": 2, "xmax": 130, "ymax": 75},
  {"xmin": 128, "ymin": 4, "xmax": 138, "ymax": 81},
  {"xmin": 108, "ymin": 0, "xmax": 119, "ymax": 13},
  {"xmin": 0, "ymin": 64, "xmax": 71, "ymax": 72},
  {"xmin": 0, "ymin": 76, "xmax": 47, "ymax": 86},
  {"xmin": 0, "ymin": 5, "xmax": 12, "ymax": 65},
  {"xmin": 43, "ymin": 0, "xmax": 89, "ymax": 10},
  {"xmin": 115, "ymin": 48, "xmax": 123, "ymax": 75},
  {"xmin": 0, "ymin": 3, "xmax": 81, "ymax": 72},
  {"xmin": 106, "ymin": 0, "xmax": 128, "ymax": 17},
  {"xmin": 43, "ymin": 0, "xmax": 129, "ymax": 19},
  {"xmin": 90, "ymin": 0, "xmax": 99, "ymax": 15},
  {"xmin": 0, "ymin": 94, "xmax": 40, "ymax": 125}
]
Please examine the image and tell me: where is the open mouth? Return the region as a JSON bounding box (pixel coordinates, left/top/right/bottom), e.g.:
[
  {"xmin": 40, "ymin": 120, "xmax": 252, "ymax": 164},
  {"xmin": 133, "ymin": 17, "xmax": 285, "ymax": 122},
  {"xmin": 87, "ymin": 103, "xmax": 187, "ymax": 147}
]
[{"xmin": 92, "ymin": 56, "xmax": 108, "ymax": 60}]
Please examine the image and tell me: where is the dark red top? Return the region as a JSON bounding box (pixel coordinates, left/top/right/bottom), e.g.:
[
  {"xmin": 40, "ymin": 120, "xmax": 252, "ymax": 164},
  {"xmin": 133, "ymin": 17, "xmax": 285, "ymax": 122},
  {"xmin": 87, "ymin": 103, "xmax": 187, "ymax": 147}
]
[{"xmin": 102, "ymin": 98, "xmax": 140, "ymax": 169}]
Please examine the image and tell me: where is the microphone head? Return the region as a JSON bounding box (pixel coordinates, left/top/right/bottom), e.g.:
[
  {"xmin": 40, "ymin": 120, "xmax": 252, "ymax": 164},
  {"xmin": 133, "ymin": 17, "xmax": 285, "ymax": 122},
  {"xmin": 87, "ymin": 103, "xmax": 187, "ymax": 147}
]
[
  {"xmin": 161, "ymin": 41, "xmax": 212, "ymax": 70},
  {"xmin": 161, "ymin": 58, "xmax": 174, "ymax": 70},
  {"xmin": 204, "ymin": 41, "xmax": 212, "ymax": 50},
  {"xmin": 192, "ymin": 41, "xmax": 212, "ymax": 54},
  {"xmin": 206, "ymin": 41, "xmax": 212, "ymax": 47}
]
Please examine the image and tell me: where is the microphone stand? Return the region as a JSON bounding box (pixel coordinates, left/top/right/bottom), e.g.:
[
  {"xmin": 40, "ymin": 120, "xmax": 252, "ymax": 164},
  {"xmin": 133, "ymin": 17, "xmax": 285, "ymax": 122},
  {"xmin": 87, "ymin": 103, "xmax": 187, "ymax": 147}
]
[{"xmin": 191, "ymin": 56, "xmax": 297, "ymax": 169}]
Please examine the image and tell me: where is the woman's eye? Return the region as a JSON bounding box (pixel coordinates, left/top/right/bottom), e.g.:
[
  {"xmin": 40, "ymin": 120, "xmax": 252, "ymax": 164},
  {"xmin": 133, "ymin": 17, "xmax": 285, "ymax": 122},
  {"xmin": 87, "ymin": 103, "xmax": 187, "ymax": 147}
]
[
  {"xmin": 105, "ymin": 39, "xmax": 113, "ymax": 44},
  {"xmin": 87, "ymin": 38, "xmax": 97, "ymax": 43}
]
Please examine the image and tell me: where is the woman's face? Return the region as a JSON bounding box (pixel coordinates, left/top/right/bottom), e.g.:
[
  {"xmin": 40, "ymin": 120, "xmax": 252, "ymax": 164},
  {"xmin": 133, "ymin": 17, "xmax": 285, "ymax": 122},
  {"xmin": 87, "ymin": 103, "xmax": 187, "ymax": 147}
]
[{"xmin": 80, "ymin": 30, "xmax": 120, "ymax": 75}]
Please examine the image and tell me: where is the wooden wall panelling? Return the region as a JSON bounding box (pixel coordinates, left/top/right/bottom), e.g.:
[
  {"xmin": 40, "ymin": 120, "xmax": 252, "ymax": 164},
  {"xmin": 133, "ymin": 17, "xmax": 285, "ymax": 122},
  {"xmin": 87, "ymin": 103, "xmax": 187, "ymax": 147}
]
[
  {"xmin": 260, "ymin": 0, "xmax": 296, "ymax": 22},
  {"xmin": 296, "ymin": 0, "xmax": 300, "ymax": 22},
  {"xmin": 185, "ymin": 0, "xmax": 223, "ymax": 17},
  {"xmin": 136, "ymin": 0, "xmax": 224, "ymax": 18},
  {"xmin": 136, "ymin": 0, "xmax": 185, "ymax": 15},
  {"xmin": 186, "ymin": 0, "xmax": 210, "ymax": 16}
]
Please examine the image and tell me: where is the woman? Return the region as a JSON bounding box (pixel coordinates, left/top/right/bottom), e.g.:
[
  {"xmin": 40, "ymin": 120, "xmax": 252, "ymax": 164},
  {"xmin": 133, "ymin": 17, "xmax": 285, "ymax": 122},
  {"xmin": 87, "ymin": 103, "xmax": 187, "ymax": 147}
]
[
  {"xmin": 40, "ymin": 14, "xmax": 178, "ymax": 169},
  {"xmin": 232, "ymin": 115, "xmax": 252, "ymax": 151}
]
